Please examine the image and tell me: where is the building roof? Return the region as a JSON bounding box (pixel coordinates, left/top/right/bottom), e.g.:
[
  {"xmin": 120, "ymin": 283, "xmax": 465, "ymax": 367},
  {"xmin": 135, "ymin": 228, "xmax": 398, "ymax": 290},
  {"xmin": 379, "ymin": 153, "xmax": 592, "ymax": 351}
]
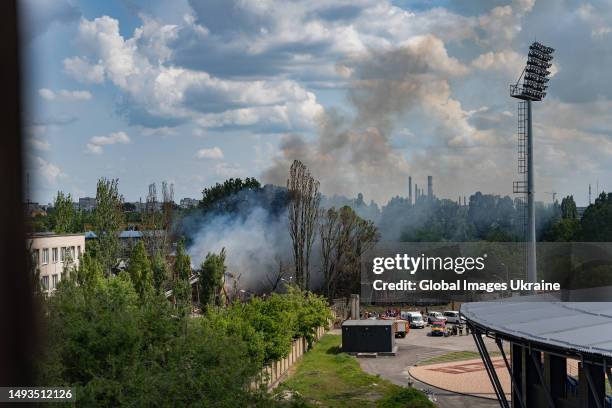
[
  {"xmin": 342, "ymin": 319, "xmax": 394, "ymax": 326},
  {"xmin": 28, "ymin": 232, "xmax": 85, "ymax": 238},
  {"xmin": 461, "ymin": 302, "xmax": 612, "ymax": 358}
]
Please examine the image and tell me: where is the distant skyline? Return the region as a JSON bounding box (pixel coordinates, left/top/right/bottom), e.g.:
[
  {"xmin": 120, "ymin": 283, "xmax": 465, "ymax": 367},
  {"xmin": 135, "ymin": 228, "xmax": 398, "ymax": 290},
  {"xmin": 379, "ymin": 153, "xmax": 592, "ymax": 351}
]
[{"xmin": 22, "ymin": 0, "xmax": 612, "ymax": 206}]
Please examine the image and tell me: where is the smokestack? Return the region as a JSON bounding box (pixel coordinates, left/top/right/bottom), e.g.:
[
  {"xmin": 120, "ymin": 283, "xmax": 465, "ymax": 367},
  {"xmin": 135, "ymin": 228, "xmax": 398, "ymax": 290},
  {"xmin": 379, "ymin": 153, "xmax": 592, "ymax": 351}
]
[
  {"xmin": 427, "ymin": 176, "xmax": 433, "ymax": 198},
  {"xmin": 589, "ymin": 184, "xmax": 592, "ymax": 205},
  {"xmin": 463, "ymin": 196, "xmax": 466, "ymax": 206},
  {"xmin": 408, "ymin": 176, "xmax": 412, "ymax": 204},
  {"xmin": 415, "ymin": 183, "xmax": 418, "ymax": 201}
]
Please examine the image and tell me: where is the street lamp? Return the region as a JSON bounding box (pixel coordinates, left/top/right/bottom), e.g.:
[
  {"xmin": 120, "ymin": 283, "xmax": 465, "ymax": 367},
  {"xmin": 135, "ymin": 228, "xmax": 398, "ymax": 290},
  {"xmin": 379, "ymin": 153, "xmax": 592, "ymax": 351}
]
[{"xmin": 511, "ymin": 41, "xmax": 555, "ymax": 284}]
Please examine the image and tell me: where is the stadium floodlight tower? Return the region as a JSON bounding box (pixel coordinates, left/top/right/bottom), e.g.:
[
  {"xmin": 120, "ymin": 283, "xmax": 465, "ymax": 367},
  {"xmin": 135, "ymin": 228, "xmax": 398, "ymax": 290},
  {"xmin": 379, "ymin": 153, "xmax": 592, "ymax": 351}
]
[{"xmin": 511, "ymin": 41, "xmax": 555, "ymax": 284}]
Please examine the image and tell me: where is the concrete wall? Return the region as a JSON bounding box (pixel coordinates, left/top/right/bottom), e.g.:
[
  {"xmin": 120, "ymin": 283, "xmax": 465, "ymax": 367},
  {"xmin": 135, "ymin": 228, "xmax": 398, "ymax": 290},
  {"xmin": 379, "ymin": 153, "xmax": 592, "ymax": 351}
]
[
  {"xmin": 28, "ymin": 233, "xmax": 85, "ymax": 295},
  {"xmin": 250, "ymin": 323, "xmax": 330, "ymax": 391}
]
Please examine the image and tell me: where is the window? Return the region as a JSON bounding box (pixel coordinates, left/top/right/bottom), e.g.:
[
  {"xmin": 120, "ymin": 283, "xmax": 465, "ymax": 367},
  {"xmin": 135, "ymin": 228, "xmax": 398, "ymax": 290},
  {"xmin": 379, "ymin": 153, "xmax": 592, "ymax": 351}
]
[
  {"xmin": 41, "ymin": 276, "xmax": 49, "ymax": 290},
  {"xmin": 52, "ymin": 247, "xmax": 58, "ymax": 263},
  {"xmin": 70, "ymin": 246, "xmax": 75, "ymax": 259},
  {"xmin": 52, "ymin": 274, "xmax": 58, "ymax": 289},
  {"xmin": 42, "ymin": 248, "xmax": 49, "ymax": 265},
  {"xmin": 77, "ymin": 245, "xmax": 81, "ymax": 257},
  {"xmin": 60, "ymin": 247, "xmax": 65, "ymax": 262}
]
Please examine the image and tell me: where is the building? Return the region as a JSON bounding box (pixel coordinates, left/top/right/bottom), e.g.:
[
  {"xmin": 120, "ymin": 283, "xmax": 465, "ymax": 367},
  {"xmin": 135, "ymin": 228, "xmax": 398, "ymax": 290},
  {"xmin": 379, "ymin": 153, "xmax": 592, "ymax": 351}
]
[
  {"xmin": 78, "ymin": 197, "xmax": 97, "ymax": 212},
  {"xmin": 180, "ymin": 197, "xmax": 199, "ymax": 209},
  {"xmin": 27, "ymin": 232, "xmax": 85, "ymax": 295}
]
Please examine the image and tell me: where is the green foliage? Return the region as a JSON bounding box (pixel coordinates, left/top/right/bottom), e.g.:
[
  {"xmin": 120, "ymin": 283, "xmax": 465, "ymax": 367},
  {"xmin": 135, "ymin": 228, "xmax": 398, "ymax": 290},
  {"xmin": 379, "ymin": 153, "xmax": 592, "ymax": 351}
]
[
  {"xmin": 377, "ymin": 388, "xmax": 435, "ymax": 408},
  {"xmin": 51, "ymin": 191, "xmax": 80, "ymax": 233},
  {"xmin": 38, "ymin": 273, "xmax": 266, "ymax": 407},
  {"xmin": 200, "ymin": 177, "xmax": 261, "ymax": 210},
  {"xmin": 199, "ymin": 248, "xmax": 226, "ymax": 307},
  {"xmin": 151, "ymin": 252, "xmax": 167, "ymax": 294},
  {"xmin": 579, "ymin": 192, "xmax": 612, "ymax": 241},
  {"xmin": 543, "ymin": 218, "xmax": 581, "ymax": 242},
  {"xmin": 74, "ymin": 251, "xmax": 104, "ymax": 289},
  {"xmin": 127, "ymin": 241, "xmax": 153, "ymax": 298},
  {"xmin": 91, "ymin": 178, "xmax": 124, "ymax": 275},
  {"xmin": 174, "ymin": 240, "xmax": 191, "ymax": 280},
  {"xmin": 561, "ymin": 195, "xmax": 578, "ymax": 219}
]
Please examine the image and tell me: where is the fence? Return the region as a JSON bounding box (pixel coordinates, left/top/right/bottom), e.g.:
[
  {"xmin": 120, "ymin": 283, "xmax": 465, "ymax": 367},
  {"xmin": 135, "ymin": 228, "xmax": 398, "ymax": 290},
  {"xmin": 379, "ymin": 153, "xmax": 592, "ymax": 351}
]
[{"xmin": 250, "ymin": 324, "xmax": 328, "ymax": 391}]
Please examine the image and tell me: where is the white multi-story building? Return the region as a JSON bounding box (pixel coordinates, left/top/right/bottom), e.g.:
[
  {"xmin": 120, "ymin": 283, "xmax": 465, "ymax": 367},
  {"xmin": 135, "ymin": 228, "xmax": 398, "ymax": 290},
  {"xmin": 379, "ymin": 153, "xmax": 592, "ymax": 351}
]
[{"xmin": 27, "ymin": 233, "xmax": 85, "ymax": 294}]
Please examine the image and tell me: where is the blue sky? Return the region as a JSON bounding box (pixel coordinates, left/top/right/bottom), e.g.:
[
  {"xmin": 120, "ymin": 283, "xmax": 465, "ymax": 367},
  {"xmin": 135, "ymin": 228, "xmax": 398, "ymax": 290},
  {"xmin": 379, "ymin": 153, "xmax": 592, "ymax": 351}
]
[{"xmin": 21, "ymin": 0, "xmax": 612, "ymax": 206}]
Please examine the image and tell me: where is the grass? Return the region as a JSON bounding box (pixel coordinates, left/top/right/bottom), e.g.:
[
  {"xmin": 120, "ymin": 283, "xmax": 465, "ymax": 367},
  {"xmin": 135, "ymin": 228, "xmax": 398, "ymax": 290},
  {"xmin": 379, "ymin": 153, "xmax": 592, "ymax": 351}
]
[
  {"xmin": 276, "ymin": 334, "xmax": 434, "ymax": 407},
  {"xmin": 418, "ymin": 350, "xmax": 500, "ymax": 365}
]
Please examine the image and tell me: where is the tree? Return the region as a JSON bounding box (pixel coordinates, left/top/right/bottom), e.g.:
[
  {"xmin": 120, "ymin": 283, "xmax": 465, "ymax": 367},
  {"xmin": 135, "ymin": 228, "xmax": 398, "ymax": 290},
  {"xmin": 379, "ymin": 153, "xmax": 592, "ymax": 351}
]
[
  {"xmin": 287, "ymin": 160, "xmax": 320, "ymax": 289},
  {"xmin": 199, "ymin": 249, "xmax": 226, "ymax": 308},
  {"xmin": 199, "ymin": 177, "xmax": 261, "ymax": 211},
  {"xmin": 127, "ymin": 241, "xmax": 153, "ymax": 298},
  {"xmin": 51, "ymin": 191, "xmax": 77, "ymax": 233},
  {"xmin": 579, "ymin": 192, "xmax": 612, "ymax": 241},
  {"xmin": 320, "ymin": 206, "xmax": 378, "ymax": 298},
  {"xmin": 151, "ymin": 253, "xmax": 167, "ymax": 295},
  {"xmin": 173, "ymin": 240, "xmax": 192, "ymax": 316},
  {"xmin": 91, "ymin": 178, "xmax": 124, "ymax": 275},
  {"xmin": 74, "ymin": 251, "xmax": 104, "ymax": 288},
  {"xmin": 561, "ymin": 195, "xmax": 578, "ymax": 219}
]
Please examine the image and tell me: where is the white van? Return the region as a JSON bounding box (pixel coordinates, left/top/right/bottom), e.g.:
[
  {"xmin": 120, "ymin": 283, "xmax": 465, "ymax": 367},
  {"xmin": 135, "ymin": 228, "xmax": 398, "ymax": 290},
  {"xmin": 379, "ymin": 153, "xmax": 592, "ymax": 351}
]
[{"xmin": 401, "ymin": 311, "xmax": 426, "ymax": 328}]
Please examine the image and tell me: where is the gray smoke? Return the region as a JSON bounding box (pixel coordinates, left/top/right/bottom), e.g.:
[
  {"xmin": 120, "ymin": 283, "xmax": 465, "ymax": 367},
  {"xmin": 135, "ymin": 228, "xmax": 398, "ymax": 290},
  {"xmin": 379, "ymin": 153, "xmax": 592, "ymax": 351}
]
[
  {"xmin": 186, "ymin": 206, "xmax": 292, "ymax": 292},
  {"xmin": 263, "ymin": 35, "xmax": 474, "ymax": 203}
]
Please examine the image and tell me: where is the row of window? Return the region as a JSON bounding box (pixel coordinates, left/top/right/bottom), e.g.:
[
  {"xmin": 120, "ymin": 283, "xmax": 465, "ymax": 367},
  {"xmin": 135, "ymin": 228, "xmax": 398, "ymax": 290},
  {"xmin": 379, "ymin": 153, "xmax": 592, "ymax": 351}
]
[
  {"xmin": 40, "ymin": 274, "xmax": 60, "ymax": 291},
  {"xmin": 33, "ymin": 245, "xmax": 81, "ymax": 266}
]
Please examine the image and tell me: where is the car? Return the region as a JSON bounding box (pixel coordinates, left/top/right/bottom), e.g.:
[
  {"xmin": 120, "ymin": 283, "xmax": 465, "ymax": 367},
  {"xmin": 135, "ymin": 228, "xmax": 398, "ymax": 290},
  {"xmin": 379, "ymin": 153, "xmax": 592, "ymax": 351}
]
[
  {"xmin": 430, "ymin": 321, "xmax": 449, "ymax": 337},
  {"xmin": 393, "ymin": 319, "xmax": 410, "ymax": 338},
  {"xmin": 427, "ymin": 311, "xmax": 447, "ymax": 324},
  {"xmin": 401, "ymin": 311, "xmax": 426, "ymax": 328},
  {"xmin": 442, "ymin": 311, "xmax": 465, "ymax": 324}
]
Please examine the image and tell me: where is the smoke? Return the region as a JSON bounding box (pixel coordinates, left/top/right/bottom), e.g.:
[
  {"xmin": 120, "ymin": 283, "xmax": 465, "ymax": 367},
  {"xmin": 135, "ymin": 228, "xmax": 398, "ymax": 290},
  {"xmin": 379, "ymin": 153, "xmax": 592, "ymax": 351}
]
[
  {"xmin": 263, "ymin": 35, "xmax": 483, "ymax": 203},
  {"xmin": 186, "ymin": 205, "xmax": 291, "ymax": 291}
]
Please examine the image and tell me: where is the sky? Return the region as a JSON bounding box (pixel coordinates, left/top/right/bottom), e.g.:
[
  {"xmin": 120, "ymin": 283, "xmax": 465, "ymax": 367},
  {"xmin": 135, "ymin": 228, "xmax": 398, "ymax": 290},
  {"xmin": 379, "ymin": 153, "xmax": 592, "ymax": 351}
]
[{"xmin": 20, "ymin": 0, "xmax": 612, "ymax": 206}]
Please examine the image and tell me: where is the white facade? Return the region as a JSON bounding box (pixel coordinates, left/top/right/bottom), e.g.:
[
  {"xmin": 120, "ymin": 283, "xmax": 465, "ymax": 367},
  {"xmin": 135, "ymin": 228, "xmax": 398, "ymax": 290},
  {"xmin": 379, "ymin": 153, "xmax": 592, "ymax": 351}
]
[{"xmin": 28, "ymin": 233, "xmax": 85, "ymax": 295}]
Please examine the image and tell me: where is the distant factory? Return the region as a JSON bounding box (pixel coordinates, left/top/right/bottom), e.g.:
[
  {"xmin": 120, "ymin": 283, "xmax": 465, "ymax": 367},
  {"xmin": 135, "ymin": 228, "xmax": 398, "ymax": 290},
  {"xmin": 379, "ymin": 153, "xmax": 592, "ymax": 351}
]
[{"xmin": 407, "ymin": 175, "xmax": 434, "ymax": 204}]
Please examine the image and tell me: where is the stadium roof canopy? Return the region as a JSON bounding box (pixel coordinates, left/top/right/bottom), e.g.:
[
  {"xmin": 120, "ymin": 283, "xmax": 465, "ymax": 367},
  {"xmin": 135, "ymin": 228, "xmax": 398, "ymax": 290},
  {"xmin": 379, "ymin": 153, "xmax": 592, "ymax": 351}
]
[{"xmin": 461, "ymin": 302, "xmax": 612, "ymax": 359}]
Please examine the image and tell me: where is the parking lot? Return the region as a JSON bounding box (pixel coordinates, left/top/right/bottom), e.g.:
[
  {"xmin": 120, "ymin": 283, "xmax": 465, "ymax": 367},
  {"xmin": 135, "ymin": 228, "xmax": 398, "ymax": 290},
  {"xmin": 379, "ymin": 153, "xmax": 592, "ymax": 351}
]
[{"xmin": 356, "ymin": 325, "xmax": 503, "ymax": 408}]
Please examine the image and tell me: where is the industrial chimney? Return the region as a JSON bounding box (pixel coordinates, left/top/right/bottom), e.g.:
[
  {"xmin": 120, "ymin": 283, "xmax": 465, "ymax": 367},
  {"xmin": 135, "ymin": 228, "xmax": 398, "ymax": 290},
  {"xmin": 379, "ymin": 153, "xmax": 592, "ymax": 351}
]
[
  {"xmin": 427, "ymin": 176, "xmax": 433, "ymax": 198},
  {"xmin": 408, "ymin": 176, "xmax": 412, "ymax": 205}
]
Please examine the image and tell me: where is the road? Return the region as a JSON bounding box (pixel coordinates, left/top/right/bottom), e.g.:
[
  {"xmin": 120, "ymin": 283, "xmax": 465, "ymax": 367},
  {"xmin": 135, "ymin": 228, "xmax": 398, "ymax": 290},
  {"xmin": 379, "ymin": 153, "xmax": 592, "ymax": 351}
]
[{"xmin": 356, "ymin": 327, "xmax": 501, "ymax": 408}]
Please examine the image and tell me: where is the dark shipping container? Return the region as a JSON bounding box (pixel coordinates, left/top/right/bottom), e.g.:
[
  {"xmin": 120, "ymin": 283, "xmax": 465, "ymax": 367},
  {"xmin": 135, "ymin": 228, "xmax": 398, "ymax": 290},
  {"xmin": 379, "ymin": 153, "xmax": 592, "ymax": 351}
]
[{"xmin": 341, "ymin": 320, "xmax": 395, "ymax": 353}]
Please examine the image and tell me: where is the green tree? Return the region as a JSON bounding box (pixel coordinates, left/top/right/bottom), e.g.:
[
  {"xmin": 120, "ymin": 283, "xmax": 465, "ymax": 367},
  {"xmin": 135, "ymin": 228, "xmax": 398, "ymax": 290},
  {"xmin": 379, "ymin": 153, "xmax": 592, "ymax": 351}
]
[
  {"xmin": 74, "ymin": 251, "xmax": 104, "ymax": 288},
  {"xmin": 561, "ymin": 195, "xmax": 578, "ymax": 219},
  {"xmin": 173, "ymin": 240, "xmax": 192, "ymax": 316},
  {"xmin": 200, "ymin": 177, "xmax": 261, "ymax": 210},
  {"xmin": 199, "ymin": 249, "xmax": 226, "ymax": 308},
  {"xmin": 51, "ymin": 191, "xmax": 77, "ymax": 233},
  {"xmin": 127, "ymin": 241, "xmax": 153, "ymax": 298},
  {"xmin": 91, "ymin": 178, "xmax": 124, "ymax": 275},
  {"xmin": 151, "ymin": 253, "xmax": 167, "ymax": 294},
  {"xmin": 579, "ymin": 192, "xmax": 612, "ymax": 241}
]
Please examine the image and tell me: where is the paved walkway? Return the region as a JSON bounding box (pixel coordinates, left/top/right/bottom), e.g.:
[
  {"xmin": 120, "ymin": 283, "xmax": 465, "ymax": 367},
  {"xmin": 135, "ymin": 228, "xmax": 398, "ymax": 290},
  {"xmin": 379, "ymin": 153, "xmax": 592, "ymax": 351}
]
[{"xmin": 409, "ymin": 357, "xmax": 510, "ymax": 400}]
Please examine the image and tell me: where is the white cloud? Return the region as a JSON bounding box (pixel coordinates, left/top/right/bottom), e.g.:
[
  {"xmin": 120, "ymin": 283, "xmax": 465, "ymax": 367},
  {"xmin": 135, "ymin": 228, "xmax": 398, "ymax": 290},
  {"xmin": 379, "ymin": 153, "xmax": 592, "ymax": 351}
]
[
  {"xmin": 29, "ymin": 138, "xmax": 50, "ymax": 151},
  {"xmin": 63, "ymin": 56, "xmax": 105, "ymax": 83},
  {"xmin": 38, "ymin": 88, "xmax": 92, "ymax": 101},
  {"xmin": 33, "ymin": 156, "xmax": 63, "ymax": 184},
  {"xmin": 195, "ymin": 146, "xmax": 224, "ymax": 160},
  {"xmin": 86, "ymin": 131, "xmax": 130, "ymax": 154}
]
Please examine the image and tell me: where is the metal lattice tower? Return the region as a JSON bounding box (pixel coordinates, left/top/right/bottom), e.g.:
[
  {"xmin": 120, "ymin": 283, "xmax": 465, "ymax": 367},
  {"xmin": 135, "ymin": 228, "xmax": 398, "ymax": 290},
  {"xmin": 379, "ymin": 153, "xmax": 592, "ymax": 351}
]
[{"xmin": 510, "ymin": 41, "xmax": 555, "ymax": 284}]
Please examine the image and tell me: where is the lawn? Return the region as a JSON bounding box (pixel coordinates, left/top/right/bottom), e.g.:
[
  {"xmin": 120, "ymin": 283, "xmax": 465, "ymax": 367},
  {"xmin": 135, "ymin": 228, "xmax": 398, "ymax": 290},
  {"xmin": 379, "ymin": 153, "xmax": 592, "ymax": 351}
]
[{"xmin": 276, "ymin": 334, "xmax": 434, "ymax": 407}]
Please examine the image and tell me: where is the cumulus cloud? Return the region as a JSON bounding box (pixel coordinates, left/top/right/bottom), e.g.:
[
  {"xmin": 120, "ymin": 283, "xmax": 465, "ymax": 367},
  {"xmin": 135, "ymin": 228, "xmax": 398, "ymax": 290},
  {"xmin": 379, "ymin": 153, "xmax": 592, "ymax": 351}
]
[
  {"xmin": 195, "ymin": 147, "xmax": 224, "ymax": 160},
  {"xmin": 38, "ymin": 88, "xmax": 92, "ymax": 101},
  {"xmin": 86, "ymin": 131, "xmax": 130, "ymax": 154},
  {"xmin": 63, "ymin": 56, "xmax": 105, "ymax": 83},
  {"xmin": 32, "ymin": 156, "xmax": 63, "ymax": 184}
]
